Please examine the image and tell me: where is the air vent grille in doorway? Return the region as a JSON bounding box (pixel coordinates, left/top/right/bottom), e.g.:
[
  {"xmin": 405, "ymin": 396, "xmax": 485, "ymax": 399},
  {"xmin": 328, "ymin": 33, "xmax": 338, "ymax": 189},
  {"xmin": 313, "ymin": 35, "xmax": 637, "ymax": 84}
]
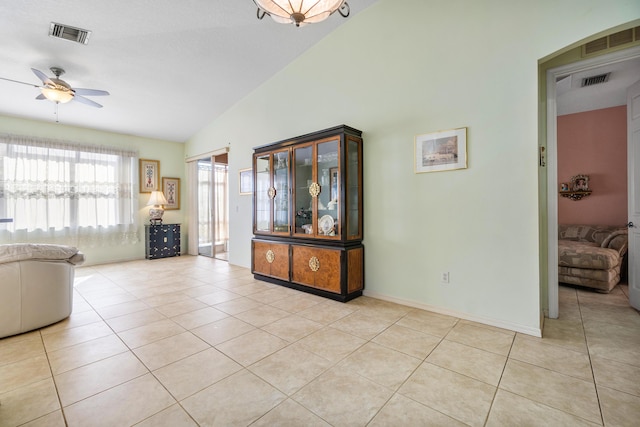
[{"xmin": 581, "ymin": 73, "xmax": 611, "ymax": 87}]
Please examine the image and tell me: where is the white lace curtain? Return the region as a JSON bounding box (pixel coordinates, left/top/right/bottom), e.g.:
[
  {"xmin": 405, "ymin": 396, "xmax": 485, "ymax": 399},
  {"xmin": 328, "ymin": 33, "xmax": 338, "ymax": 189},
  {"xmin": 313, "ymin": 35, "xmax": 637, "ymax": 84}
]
[{"xmin": 0, "ymin": 133, "xmax": 139, "ymax": 247}]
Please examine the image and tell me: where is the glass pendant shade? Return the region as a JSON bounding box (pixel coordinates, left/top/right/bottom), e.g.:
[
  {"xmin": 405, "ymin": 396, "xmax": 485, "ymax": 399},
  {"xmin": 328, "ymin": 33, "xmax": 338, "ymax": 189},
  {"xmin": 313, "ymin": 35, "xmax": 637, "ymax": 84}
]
[
  {"xmin": 41, "ymin": 78, "xmax": 74, "ymax": 103},
  {"xmin": 254, "ymin": 0, "xmax": 347, "ymax": 26}
]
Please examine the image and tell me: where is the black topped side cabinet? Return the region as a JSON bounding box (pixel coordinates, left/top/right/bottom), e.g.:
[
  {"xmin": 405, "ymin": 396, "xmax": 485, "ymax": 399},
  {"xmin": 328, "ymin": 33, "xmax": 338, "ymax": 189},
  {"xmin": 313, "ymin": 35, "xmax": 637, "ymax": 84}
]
[{"xmin": 145, "ymin": 223, "xmax": 181, "ymax": 259}]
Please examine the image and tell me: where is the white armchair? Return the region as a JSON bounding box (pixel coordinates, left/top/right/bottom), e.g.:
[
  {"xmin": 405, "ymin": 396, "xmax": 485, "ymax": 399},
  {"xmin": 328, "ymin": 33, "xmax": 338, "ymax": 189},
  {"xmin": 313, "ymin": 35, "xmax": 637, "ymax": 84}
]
[{"xmin": 0, "ymin": 244, "xmax": 85, "ymax": 339}]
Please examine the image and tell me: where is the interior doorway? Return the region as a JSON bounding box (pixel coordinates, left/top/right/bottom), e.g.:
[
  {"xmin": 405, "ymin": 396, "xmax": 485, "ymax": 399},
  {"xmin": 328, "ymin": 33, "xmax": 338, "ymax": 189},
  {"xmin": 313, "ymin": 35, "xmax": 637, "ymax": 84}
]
[
  {"xmin": 195, "ymin": 153, "xmax": 229, "ymax": 260},
  {"xmin": 546, "ymin": 45, "xmax": 640, "ymax": 318}
]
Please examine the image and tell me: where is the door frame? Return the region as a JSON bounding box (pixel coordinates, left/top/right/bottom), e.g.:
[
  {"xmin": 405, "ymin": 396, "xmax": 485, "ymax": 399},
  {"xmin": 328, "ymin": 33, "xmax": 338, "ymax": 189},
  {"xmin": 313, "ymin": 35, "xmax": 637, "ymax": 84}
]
[{"xmin": 546, "ymin": 46, "xmax": 640, "ymax": 318}]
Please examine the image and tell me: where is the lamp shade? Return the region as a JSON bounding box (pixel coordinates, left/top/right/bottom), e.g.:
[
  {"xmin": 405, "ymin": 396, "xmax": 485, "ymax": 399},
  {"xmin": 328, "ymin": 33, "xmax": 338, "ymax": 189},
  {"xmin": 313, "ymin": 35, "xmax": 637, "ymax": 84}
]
[
  {"xmin": 147, "ymin": 191, "xmax": 168, "ymax": 206},
  {"xmin": 254, "ymin": 0, "xmax": 347, "ymax": 26}
]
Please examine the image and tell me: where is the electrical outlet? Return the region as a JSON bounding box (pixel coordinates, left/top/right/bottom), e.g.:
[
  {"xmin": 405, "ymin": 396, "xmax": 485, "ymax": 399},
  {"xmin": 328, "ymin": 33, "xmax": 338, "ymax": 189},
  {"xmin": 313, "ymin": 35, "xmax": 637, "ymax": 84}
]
[{"xmin": 441, "ymin": 272, "xmax": 450, "ymax": 283}]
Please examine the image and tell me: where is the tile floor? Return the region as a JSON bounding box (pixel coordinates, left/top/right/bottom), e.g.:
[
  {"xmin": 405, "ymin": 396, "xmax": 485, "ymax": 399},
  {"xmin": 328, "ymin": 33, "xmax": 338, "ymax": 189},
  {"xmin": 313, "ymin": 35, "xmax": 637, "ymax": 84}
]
[{"xmin": 1, "ymin": 255, "xmax": 639, "ymax": 426}]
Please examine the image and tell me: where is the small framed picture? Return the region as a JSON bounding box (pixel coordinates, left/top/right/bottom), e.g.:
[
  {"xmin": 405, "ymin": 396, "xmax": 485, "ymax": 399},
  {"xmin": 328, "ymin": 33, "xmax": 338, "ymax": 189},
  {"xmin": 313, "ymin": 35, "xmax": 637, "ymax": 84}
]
[
  {"xmin": 239, "ymin": 168, "xmax": 253, "ymax": 195},
  {"xmin": 162, "ymin": 177, "xmax": 180, "ymax": 210},
  {"xmin": 139, "ymin": 159, "xmax": 160, "ymax": 193},
  {"xmin": 415, "ymin": 127, "xmax": 467, "ymax": 173}
]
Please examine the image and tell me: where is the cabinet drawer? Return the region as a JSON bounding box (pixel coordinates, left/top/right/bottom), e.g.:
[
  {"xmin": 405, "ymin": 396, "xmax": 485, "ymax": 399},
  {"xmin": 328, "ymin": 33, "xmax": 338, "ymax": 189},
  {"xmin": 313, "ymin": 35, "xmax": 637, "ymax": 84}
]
[
  {"xmin": 291, "ymin": 245, "xmax": 341, "ymax": 293},
  {"xmin": 253, "ymin": 241, "xmax": 289, "ymax": 281}
]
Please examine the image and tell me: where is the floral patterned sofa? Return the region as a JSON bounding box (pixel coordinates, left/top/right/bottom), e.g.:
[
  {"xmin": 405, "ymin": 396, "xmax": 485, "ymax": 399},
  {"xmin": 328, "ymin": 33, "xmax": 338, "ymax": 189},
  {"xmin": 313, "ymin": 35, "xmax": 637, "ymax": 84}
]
[{"xmin": 558, "ymin": 224, "xmax": 628, "ymax": 293}]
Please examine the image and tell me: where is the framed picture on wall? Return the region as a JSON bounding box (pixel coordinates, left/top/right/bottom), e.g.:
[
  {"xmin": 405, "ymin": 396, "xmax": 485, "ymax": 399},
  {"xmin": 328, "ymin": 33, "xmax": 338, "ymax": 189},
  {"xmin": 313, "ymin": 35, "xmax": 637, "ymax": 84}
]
[
  {"xmin": 139, "ymin": 159, "xmax": 160, "ymax": 193},
  {"xmin": 162, "ymin": 177, "xmax": 180, "ymax": 210},
  {"xmin": 239, "ymin": 168, "xmax": 253, "ymax": 195},
  {"xmin": 414, "ymin": 127, "xmax": 467, "ymax": 173}
]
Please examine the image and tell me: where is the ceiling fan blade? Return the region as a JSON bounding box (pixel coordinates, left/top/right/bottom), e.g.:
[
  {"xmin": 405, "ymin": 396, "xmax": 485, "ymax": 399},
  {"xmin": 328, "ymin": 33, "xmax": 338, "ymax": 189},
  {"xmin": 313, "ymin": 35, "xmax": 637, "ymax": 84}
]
[
  {"xmin": 73, "ymin": 88, "xmax": 110, "ymax": 96},
  {"xmin": 31, "ymin": 68, "xmax": 54, "ymax": 85},
  {"xmin": 0, "ymin": 76, "xmax": 40, "ymax": 88},
  {"xmin": 73, "ymin": 94, "xmax": 103, "ymax": 108},
  {"xmin": 35, "ymin": 94, "xmax": 46, "ymax": 100}
]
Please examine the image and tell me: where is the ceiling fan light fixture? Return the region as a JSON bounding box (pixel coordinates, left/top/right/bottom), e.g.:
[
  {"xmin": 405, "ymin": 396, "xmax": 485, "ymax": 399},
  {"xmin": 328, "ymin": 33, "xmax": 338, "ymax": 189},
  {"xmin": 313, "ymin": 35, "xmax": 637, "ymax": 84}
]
[
  {"xmin": 254, "ymin": 0, "xmax": 350, "ymax": 27},
  {"xmin": 41, "ymin": 79, "xmax": 74, "ymax": 104}
]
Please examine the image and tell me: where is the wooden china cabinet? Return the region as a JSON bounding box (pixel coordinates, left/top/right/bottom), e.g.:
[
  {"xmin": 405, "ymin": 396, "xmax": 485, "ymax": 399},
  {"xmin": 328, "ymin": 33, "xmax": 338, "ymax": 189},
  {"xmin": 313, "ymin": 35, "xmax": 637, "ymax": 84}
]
[{"xmin": 251, "ymin": 125, "xmax": 364, "ymax": 302}]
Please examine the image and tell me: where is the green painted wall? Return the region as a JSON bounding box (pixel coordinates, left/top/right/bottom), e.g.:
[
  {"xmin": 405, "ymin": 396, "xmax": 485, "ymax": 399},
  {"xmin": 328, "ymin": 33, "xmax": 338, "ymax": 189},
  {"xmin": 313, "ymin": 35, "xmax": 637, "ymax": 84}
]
[
  {"xmin": 0, "ymin": 115, "xmax": 186, "ymax": 265},
  {"xmin": 186, "ymin": 0, "xmax": 640, "ymax": 334}
]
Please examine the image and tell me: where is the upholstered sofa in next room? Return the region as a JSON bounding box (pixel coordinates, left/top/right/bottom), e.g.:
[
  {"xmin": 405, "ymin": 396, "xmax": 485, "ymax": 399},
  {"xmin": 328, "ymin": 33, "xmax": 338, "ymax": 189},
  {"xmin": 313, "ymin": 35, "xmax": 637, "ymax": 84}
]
[
  {"xmin": 558, "ymin": 224, "xmax": 628, "ymax": 293},
  {"xmin": 0, "ymin": 243, "xmax": 85, "ymax": 339}
]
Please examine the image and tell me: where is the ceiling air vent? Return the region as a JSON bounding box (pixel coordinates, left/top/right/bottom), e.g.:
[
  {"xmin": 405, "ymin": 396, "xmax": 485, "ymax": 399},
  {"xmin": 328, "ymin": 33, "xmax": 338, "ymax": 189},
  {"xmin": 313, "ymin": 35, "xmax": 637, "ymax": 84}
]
[
  {"xmin": 581, "ymin": 72, "xmax": 610, "ymax": 87},
  {"xmin": 49, "ymin": 22, "xmax": 91, "ymax": 45}
]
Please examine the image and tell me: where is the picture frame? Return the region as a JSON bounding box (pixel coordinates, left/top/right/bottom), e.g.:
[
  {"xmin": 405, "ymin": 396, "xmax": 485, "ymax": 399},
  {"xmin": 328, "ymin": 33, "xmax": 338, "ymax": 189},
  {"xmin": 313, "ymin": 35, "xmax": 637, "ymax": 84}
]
[
  {"xmin": 414, "ymin": 127, "xmax": 467, "ymax": 173},
  {"xmin": 162, "ymin": 177, "xmax": 180, "ymax": 210},
  {"xmin": 239, "ymin": 168, "xmax": 253, "ymax": 195},
  {"xmin": 139, "ymin": 159, "xmax": 160, "ymax": 193},
  {"xmin": 570, "ymin": 174, "xmax": 590, "ymax": 191}
]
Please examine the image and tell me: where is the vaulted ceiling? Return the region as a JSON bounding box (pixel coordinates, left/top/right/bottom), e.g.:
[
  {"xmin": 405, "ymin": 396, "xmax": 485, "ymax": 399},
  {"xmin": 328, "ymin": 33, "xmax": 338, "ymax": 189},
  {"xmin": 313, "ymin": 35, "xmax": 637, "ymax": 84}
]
[{"xmin": 0, "ymin": 1, "xmax": 379, "ymax": 142}]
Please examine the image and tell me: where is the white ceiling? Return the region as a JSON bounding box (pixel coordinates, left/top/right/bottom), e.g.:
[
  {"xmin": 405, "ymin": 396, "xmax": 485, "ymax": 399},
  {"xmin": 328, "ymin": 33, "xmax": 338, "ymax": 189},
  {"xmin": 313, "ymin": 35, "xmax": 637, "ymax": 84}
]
[
  {"xmin": 556, "ymin": 56, "xmax": 640, "ymax": 116},
  {"xmin": 0, "ymin": 1, "xmax": 379, "ymax": 142}
]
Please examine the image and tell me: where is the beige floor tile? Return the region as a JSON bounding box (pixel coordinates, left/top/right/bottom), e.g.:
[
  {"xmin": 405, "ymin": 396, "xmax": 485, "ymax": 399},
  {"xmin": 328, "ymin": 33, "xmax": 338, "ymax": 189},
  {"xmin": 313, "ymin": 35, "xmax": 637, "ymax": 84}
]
[
  {"xmin": 94, "ymin": 300, "xmax": 151, "ymax": 319},
  {"xmin": 591, "ymin": 355, "xmax": 640, "ymax": 396},
  {"xmin": 486, "ymin": 389, "xmax": 600, "ymax": 427},
  {"xmin": 261, "ymin": 314, "xmax": 324, "ymax": 342},
  {"xmin": 153, "ymin": 347, "xmax": 242, "ymax": 400},
  {"xmin": 54, "ymin": 351, "xmax": 148, "ymax": 406},
  {"xmin": 427, "ymin": 340, "xmax": 507, "ymax": 386},
  {"xmin": 583, "ymin": 320, "xmax": 640, "ymax": 367},
  {"xmin": 369, "ymin": 393, "xmax": 468, "ymax": 427},
  {"xmin": 135, "ymin": 404, "xmax": 198, "ymax": 427},
  {"xmin": 329, "ymin": 311, "xmax": 394, "ymax": 340},
  {"xmin": 510, "ymin": 334, "xmax": 593, "ymax": 380},
  {"xmin": 170, "ymin": 306, "xmax": 229, "ymax": 330},
  {"xmin": 252, "ymin": 398, "xmax": 331, "ymax": 427},
  {"xmin": 105, "ymin": 308, "xmax": 167, "ymax": 332},
  {"xmin": 83, "ymin": 291, "xmax": 139, "ymax": 309},
  {"xmin": 133, "ymin": 332, "xmax": 209, "ymax": 370},
  {"xmin": 580, "ymin": 301, "xmax": 640, "ymax": 329},
  {"xmin": 598, "ymin": 385, "xmax": 640, "ymax": 427},
  {"xmin": 445, "ymin": 322, "xmax": 514, "ymax": 355},
  {"xmin": 269, "ymin": 294, "xmax": 324, "ymax": 313},
  {"xmin": 400, "ymin": 362, "xmax": 495, "ymax": 427},
  {"xmin": 0, "ymin": 332, "xmax": 45, "ymax": 367},
  {"xmin": 298, "ymin": 327, "xmax": 366, "ymax": 362},
  {"xmin": 155, "ymin": 298, "xmax": 208, "ymax": 317},
  {"xmin": 0, "ymin": 354, "xmax": 51, "ymax": 394},
  {"xmin": 338, "ymin": 342, "xmax": 421, "ymax": 389},
  {"xmin": 41, "ymin": 321, "xmax": 113, "ymax": 352},
  {"xmin": 191, "ymin": 316, "xmax": 255, "ymax": 346},
  {"xmin": 63, "ymin": 374, "xmax": 176, "ymax": 427},
  {"xmin": 372, "ymin": 324, "xmax": 441, "ymax": 359},
  {"xmin": 541, "ymin": 318, "xmax": 588, "ymax": 354},
  {"xmin": 230, "ymin": 281, "xmax": 273, "ymax": 296},
  {"xmin": 500, "ymin": 359, "xmax": 601, "ymax": 424},
  {"xmin": 39, "ymin": 310, "xmax": 104, "ymax": 335},
  {"xmin": 234, "ymin": 304, "xmax": 291, "ymax": 327},
  {"xmin": 20, "ymin": 410, "xmax": 66, "ymax": 427},
  {"xmin": 247, "ymin": 287, "xmax": 297, "ymax": 304},
  {"xmin": 141, "ymin": 291, "xmax": 192, "ymax": 308},
  {"xmin": 117, "ymin": 319, "xmax": 185, "ymax": 349},
  {"xmin": 215, "ymin": 329, "xmax": 288, "ymax": 366},
  {"xmin": 195, "ymin": 289, "xmax": 242, "ymax": 305},
  {"xmin": 297, "ymin": 301, "xmax": 356, "ymax": 324},
  {"xmin": 249, "ymin": 344, "xmax": 332, "ymax": 395},
  {"xmin": 47, "ymin": 334, "xmax": 128, "ymax": 375},
  {"xmin": 213, "ymin": 296, "xmax": 263, "ymax": 315},
  {"xmin": 181, "ymin": 284, "xmax": 224, "ymax": 298},
  {"xmin": 181, "ymin": 370, "xmax": 286, "ymax": 426},
  {"xmin": 292, "ymin": 368, "xmax": 393, "ymax": 426},
  {"xmin": 0, "ymin": 378, "xmax": 60, "ymax": 427},
  {"xmin": 396, "ymin": 309, "xmax": 459, "ymax": 337}
]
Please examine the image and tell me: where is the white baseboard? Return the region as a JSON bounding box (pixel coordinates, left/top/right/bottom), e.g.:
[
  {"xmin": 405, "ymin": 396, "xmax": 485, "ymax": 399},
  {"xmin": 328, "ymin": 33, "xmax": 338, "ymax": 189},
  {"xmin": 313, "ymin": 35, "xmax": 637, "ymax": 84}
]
[{"xmin": 363, "ymin": 290, "xmax": 542, "ymax": 337}]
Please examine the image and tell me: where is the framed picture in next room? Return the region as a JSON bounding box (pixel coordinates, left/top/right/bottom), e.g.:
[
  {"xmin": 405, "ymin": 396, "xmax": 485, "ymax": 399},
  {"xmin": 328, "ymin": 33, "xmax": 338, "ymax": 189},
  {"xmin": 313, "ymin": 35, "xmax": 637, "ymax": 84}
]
[{"xmin": 162, "ymin": 177, "xmax": 180, "ymax": 210}]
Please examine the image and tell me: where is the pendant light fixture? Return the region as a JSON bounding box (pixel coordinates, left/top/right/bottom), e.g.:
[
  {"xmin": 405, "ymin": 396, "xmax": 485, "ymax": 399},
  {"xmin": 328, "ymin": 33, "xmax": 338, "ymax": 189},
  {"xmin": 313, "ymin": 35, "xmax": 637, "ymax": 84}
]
[{"xmin": 254, "ymin": 0, "xmax": 350, "ymax": 27}]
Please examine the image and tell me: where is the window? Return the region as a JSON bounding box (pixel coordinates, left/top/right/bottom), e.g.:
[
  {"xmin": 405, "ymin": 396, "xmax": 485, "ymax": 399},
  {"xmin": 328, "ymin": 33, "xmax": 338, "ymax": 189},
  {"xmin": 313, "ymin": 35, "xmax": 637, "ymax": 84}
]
[{"xmin": 0, "ymin": 134, "xmax": 139, "ymax": 246}]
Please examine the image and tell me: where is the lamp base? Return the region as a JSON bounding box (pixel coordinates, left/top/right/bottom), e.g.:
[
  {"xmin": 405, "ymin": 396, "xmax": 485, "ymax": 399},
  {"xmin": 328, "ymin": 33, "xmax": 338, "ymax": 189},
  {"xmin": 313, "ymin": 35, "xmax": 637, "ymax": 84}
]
[{"xmin": 149, "ymin": 207, "xmax": 164, "ymax": 225}]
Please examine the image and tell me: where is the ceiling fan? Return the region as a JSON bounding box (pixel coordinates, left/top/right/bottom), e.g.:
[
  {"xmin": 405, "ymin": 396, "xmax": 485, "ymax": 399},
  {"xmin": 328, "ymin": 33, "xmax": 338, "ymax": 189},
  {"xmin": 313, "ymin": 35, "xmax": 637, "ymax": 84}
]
[{"xmin": 0, "ymin": 67, "xmax": 109, "ymax": 108}]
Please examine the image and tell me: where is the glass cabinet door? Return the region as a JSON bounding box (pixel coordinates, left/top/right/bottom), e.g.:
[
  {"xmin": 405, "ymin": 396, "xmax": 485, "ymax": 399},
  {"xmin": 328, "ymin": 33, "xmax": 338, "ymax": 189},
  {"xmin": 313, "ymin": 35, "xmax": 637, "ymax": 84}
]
[
  {"xmin": 294, "ymin": 145, "xmax": 313, "ymax": 235},
  {"xmin": 272, "ymin": 150, "xmax": 290, "ymax": 234},
  {"xmin": 316, "ymin": 139, "xmax": 339, "ymax": 238},
  {"xmin": 346, "ymin": 137, "xmax": 362, "ymax": 239},
  {"xmin": 255, "ymin": 155, "xmax": 270, "ymax": 233}
]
